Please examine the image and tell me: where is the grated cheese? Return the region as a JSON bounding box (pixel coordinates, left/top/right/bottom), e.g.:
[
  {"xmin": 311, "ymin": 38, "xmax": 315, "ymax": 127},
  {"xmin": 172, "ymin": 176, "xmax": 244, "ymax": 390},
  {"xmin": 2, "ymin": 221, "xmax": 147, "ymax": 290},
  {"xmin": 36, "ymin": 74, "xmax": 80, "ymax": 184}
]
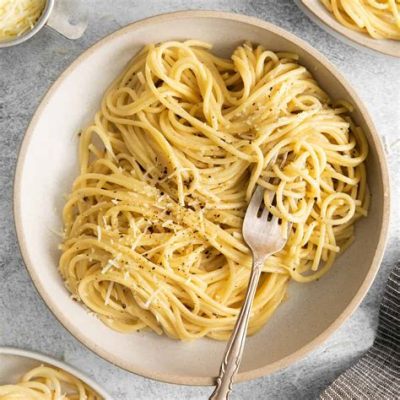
[
  {"xmin": 142, "ymin": 165, "xmax": 155, "ymax": 180},
  {"xmin": 104, "ymin": 282, "xmax": 114, "ymax": 305},
  {"xmin": 137, "ymin": 71, "xmax": 146, "ymax": 85},
  {"xmin": 102, "ymin": 253, "xmax": 121, "ymax": 274},
  {"xmin": 0, "ymin": 0, "xmax": 46, "ymax": 41},
  {"xmin": 96, "ymin": 226, "xmax": 102, "ymax": 242},
  {"xmin": 143, "ymin": 287, "xmax": 162, "ymax": 309},
  {"xmin": 199, "ymin": 209, "xmax": 205, "ymax": 234},
  {"xmin": 130, "ymin": 225, "xmax": 148, "ymax": 252}
]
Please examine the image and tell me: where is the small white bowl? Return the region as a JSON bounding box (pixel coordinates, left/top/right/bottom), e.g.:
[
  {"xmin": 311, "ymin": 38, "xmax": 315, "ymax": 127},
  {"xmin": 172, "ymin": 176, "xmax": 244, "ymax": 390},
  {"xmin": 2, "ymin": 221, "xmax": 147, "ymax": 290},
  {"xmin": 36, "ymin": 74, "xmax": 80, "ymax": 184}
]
[
  {"xmin": 0, "ymin": 0, "xmax": 88, "ymax": 49},
  {"xmin": 0, "ymin": 347, "xmax": 111, "ymax": 399},
  {"xmin": 0, "ymin": 0, "xmax": 53, "ymax": 48},
  {"xmin": 13, "ymin": 11, "xmax": 390, "ymax": 385},
  {"xmin": 294, "ymin": 0, "xmax": 400, "ymax": 57}
]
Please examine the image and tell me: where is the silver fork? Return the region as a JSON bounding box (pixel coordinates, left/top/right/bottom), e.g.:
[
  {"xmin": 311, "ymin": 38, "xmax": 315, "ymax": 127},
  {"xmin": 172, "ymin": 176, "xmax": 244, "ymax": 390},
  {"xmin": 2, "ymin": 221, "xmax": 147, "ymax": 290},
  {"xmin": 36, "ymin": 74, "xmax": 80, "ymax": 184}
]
[{"xmin": 209, "ymin": 185, "xmax": 289, "ymax": 400}]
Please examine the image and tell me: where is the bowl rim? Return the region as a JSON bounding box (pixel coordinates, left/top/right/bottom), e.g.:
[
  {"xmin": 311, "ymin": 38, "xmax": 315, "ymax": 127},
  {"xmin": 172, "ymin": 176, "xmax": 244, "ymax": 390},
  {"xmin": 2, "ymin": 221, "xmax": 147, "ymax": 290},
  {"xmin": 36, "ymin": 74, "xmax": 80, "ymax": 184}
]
[
  {"xmin": 0, "ymin": 346, "xmax": 112, "ymax": 398},
  {"xmin": 294, "ymin": 0, "xmax": 400, "ymax": 58},
  {"xmin": 0, "ymin": 0, "xmax": 54, "ymax": 49},
  {"xmin": 13, "ymin": 10, "xmax": 390, "ymax": 386}
]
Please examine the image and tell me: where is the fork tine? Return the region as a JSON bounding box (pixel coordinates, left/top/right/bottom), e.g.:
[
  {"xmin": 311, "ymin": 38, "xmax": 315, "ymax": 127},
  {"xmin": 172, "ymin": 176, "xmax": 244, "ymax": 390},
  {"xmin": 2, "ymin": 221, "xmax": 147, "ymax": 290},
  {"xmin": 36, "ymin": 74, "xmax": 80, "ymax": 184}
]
[
  {"xmin": 261, "ymin": 190, "xmax": 275, "ymax": 220},
  {"xmin": 258, "ymin": 153, "xmax": 288, "ymax": 221},
  {"xmin": 245, "ymin": 185, "xmax": 264, "ymax": 218}
]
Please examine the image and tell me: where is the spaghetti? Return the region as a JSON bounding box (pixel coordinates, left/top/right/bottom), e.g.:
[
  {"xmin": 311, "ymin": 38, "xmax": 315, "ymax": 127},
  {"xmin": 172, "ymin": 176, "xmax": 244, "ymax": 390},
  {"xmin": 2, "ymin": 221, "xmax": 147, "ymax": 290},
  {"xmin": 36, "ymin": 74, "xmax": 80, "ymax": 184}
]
[
  {"xmin": 321, "ymin": 0, "xmax": 400, "ymax": 40},
  {"xmin": 59, "ymin": 41, "xmax": 368, "ymax": 340},
  {"xmin": 0, "ymin": 365, "xmax": 101, "ymax": 399}
]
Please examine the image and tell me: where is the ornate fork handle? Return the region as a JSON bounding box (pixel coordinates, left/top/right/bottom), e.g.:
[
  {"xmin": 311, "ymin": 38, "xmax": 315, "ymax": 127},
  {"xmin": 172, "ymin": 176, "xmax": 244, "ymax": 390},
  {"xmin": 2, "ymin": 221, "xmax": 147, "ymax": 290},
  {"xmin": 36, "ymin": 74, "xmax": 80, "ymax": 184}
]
[{"xmin": 209, "ymin": 257, "xmax": 265, "ymax": 400}]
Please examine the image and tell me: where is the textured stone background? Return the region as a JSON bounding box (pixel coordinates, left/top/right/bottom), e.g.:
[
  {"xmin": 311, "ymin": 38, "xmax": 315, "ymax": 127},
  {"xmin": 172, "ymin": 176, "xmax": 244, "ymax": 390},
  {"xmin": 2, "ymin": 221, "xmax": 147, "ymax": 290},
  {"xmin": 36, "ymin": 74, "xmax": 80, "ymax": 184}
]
[{"xmin": 0, "ymin": 1, "xmax": 399, "ymax": 399}]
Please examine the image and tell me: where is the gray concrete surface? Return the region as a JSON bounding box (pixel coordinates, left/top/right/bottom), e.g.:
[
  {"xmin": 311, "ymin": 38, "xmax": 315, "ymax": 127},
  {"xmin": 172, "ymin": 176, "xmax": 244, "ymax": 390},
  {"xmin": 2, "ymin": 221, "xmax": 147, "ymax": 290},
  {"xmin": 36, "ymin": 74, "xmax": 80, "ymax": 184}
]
[{"xmin": 0, "ymin": 1, "xmax": 399, "ymax": 399}]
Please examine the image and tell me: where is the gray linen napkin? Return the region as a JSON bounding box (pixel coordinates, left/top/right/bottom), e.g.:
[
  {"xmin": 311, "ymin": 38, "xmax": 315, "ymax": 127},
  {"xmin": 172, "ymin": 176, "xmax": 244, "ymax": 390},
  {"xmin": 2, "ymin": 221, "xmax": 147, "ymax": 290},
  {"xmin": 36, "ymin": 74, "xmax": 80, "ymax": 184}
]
[{"xmin": 320, "ymin": 263, "xmax": 400, "ymax": 400}]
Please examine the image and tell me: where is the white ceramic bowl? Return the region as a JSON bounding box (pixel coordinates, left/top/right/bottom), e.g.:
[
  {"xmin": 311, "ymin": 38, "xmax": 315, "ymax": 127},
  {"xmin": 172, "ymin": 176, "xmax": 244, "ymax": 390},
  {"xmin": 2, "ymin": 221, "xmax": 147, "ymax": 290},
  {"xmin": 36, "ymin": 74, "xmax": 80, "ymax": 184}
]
[
  {"xmin": 0, "ymin": 347, "xmax": 111, "ymax": 398},
  {"xmin": 294, "ymin": 0, "xmax": 400, "ymax": 58},
  {"xmin": 14, "ymin": 11, "xmax": 390, "ymax": 385}
]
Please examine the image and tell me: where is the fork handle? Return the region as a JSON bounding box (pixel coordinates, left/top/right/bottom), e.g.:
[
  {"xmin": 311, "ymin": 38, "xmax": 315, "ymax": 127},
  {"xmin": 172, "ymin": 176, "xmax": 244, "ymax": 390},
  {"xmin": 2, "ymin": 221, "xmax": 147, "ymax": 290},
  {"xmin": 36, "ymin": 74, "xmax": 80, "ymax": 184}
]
[{"xmin": 209, "ymin": 257, "xmax": 265, "ymax": 400}]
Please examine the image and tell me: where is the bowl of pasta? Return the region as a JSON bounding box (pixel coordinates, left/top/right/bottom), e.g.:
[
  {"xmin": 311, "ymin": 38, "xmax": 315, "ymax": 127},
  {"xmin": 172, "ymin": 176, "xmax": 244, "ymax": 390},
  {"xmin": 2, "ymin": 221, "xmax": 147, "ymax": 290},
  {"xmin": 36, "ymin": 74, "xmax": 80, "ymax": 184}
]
[
  {"xmin": 0, "ymin": 347, "xmax": 110, "ymax": 399},
  {"xmin": 294, "ymin": 0, "xmax": 400, "ymax": 57},
  {"xmin": 14, "ymin": 11, "xmax": 390, "ymax": 385}
]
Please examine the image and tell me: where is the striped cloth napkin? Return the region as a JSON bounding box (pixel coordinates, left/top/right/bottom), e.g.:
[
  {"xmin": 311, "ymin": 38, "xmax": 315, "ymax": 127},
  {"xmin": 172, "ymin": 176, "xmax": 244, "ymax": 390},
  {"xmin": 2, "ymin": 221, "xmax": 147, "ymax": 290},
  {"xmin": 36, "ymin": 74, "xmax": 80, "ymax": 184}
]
[{"xmin": 320, "ymin": 263, "xmax": 400, "ymax": 399}]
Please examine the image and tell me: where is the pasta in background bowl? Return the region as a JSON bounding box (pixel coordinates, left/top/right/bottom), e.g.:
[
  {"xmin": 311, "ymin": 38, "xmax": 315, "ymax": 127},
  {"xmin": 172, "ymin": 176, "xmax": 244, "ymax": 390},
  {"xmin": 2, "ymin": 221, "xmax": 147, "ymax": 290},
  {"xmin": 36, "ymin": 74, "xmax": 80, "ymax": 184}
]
[
  {"xmin": 321, "ymin": 0, "xmax": 400, "ymax": 40},
  {"xmin": 0, "ymin": 347, "xmax": 109, "ymax": 399},
  {"xmin": 14, "ymin": 11, "xmax": 389, "ymax": 385},
  {"xmin": 295, "ymin": 0, "xmax": 400, "ymax": 57}
]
